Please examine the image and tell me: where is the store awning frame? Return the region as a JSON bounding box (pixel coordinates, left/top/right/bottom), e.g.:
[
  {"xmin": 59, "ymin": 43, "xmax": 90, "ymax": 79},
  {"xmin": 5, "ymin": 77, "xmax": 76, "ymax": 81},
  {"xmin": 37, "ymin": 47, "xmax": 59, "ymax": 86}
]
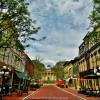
[
  {"xmin": 15, "ymin": 71, "xmax": 28, "ymax": 79},
  {"xmin": 83, "ymin": 74, "xmax": 97, "ymax": 79}
]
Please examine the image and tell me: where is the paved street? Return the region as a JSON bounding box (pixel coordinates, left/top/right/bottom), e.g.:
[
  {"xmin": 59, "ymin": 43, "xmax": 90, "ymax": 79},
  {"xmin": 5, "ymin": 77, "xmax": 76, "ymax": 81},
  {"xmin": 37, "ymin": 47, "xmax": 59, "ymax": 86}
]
[
  {"xmin": 22, "ymin": 85, "xmax": 85, "ymax": 100},
  {"xmin": 0, "ymin": 0, "xmax": 100, "ymax": 100},
  {"xmin": 2, "ymin": 85, "xmax": 100, "ymax": 100},
  {"xmin": 64, "ymin": 87, "xmax": 100, "ymax": 100}
]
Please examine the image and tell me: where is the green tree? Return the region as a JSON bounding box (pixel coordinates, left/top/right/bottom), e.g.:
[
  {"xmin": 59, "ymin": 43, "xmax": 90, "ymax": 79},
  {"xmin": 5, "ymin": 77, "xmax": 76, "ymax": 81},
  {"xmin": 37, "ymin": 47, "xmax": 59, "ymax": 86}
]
[
  {"xmin": 89, "ymin": 0, "xmax": 100, "ymax": 28},
  {"xmin": 32, "ymin": 59, "xmax": 45, "ymax": 80},
  {"xmin": 0, "ymin": 0, "xmax": 40, "ymax": 49},
  {"xmin": 52, "ymin": 61, "xmax": 65, "ymax": 80}
]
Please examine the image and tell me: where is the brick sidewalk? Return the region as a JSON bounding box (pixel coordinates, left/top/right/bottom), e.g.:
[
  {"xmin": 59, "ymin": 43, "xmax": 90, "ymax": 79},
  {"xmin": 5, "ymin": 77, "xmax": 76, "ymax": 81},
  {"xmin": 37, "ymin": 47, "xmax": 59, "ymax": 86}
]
[
  {"xmin": 64, "ymin": 87, "xmax": 100, "ymax": 100},
  {"xmin": 2, "ymin": 91, "xmax": 34, "ymax": 100}
]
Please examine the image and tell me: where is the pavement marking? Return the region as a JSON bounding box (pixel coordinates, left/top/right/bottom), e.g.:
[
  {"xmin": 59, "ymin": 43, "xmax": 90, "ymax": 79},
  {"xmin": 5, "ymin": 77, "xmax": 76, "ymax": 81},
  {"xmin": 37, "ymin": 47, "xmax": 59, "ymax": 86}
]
[
  {"xmin": 22, "ymin": 89, "xmax": 40, "ymax": 100},
  {"xmin": 23, "ymin": 85, "xmax": 87, "ymax": 100},
  {"xmin": 55, "ymin": 86, "xmax": 87, "ymax": 100}
]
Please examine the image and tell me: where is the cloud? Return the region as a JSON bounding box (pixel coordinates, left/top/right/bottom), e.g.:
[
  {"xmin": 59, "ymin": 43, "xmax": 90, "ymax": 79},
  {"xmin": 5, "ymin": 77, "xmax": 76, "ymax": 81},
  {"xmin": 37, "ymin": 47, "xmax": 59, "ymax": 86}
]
[
  {"xmin": 41, "ymin": 59, "xmax": 56, "ymax": 67},
  {"xmin": 26, "ymin": 0, "xmax": 93, "ymax": 66},
  {"xmin": 56, "ymin": 0, "xmax": 92, "ymax": 15}
]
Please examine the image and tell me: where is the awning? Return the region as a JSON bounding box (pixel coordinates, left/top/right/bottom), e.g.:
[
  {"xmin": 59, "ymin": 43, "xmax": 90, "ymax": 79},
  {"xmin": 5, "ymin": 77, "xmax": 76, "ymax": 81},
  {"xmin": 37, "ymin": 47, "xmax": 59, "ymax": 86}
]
[
  {"xmin": 15, "ymin": 71, "xmax": 28, "ymax": 79},
  {"xmin": 83, "ymin": 74, "xmax": 97, "ymax": 79}
]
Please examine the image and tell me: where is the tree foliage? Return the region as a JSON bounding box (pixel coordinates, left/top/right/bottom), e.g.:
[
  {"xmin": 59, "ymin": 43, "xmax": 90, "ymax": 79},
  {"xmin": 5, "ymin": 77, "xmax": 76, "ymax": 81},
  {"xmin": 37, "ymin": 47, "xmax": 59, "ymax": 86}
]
[
  {"xmin": 32, "ymin": 59, "xmax": 45, "ymax": 80},
  {"xmin": 89, "ymin": 0, "xmax": 100, "ymax": 28},
  {"xmin": 0, "ymin": 0, "xmax": 40, "ymax": 49},
  {"xmin": 52, "ymin": 61, "xmax": 65, "ymax": 80}
]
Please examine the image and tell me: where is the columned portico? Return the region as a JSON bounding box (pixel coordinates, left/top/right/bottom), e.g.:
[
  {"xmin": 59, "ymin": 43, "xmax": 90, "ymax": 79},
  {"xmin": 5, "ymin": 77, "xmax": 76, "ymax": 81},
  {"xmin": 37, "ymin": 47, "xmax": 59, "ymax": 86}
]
[{"xmin": 42, "ymin": 69, "xmax": 56, "ymax": 82}]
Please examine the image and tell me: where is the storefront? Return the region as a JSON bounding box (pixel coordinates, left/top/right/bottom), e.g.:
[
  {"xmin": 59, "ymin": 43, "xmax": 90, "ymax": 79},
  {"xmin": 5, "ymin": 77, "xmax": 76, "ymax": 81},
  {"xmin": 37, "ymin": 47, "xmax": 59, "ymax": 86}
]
[
  {"xmin": 12, "ymin": 70, "xmax": 29, "ymax": 91},
  {"xmin": 79, "ymin": 68, "xmax": 100, "ymax": 90}
]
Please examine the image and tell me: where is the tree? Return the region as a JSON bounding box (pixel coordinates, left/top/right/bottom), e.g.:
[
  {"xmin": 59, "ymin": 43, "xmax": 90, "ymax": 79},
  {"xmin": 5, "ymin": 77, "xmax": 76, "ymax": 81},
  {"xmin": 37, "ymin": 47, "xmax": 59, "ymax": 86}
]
[
  {"xmin": 89, "ymin": 0, "xmax": 100, "ymax": 28},
  {"xmin": 0, "ymin": 0, "xmax": 40, "ymax": 49},
  {"xmin": 52, "ymin": 61, "xmax": 65, "ymax": 80},
  {"xmin": 32, "ymin": 59, "xmax": 45, "ymax": 80}
]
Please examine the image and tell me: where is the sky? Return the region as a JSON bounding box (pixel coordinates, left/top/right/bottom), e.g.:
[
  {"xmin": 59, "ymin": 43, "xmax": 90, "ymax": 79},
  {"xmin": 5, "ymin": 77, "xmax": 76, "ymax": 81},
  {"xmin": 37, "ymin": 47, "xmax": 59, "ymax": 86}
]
[{"xmin": 25, "ymin": 0, "xmax": 93, "ymax": 67}]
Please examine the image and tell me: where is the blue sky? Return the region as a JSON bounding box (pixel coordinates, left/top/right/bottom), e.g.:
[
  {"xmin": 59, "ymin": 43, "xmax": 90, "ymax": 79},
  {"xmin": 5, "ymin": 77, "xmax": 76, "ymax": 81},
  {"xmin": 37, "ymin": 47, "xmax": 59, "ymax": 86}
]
[{"xmin": 25, "ymin": 0, "xmax": 93, "ymax": 67}]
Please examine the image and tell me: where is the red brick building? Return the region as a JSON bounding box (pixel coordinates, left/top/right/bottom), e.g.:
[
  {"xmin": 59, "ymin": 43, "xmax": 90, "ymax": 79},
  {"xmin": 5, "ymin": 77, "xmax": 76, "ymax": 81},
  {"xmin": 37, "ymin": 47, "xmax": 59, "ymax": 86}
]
[{"xmin": 23, "ymin": 53, "xmax": 34, "ymax": 77}]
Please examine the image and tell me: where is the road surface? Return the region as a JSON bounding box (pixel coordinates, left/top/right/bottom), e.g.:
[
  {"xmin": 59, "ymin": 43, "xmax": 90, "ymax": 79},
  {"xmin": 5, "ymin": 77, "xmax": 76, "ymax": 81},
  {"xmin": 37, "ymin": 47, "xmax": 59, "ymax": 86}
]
[{"xmin": 23, "ymin": 85, "xmax": 86, "ymax": 100}]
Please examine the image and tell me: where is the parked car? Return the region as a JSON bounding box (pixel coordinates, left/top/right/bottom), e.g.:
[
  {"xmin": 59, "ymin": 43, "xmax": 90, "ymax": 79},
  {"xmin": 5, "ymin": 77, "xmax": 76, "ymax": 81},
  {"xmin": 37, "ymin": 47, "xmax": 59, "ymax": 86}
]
[
  {"xmin": 55, "ymin": 80, "xmax": 65, "ymax": 88},
  {"xmin": 30, "ymin": 80, "xmax": 40, "ymax": 91}
]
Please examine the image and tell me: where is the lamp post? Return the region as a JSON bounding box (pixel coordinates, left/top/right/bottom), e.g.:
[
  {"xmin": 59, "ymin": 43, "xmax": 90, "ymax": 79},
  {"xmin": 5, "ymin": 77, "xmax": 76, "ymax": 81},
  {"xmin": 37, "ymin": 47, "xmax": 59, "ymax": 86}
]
[
  {"xmin": 94, "ymin": 66, "xmax": 100, "ymax": 76},
  {"xmin": 0, "ymin": 66, "xmax": 10, "ymax": 98},
  {"xmin": 94, "ymin": 66, "xmax": 100, "ymax": 90}
]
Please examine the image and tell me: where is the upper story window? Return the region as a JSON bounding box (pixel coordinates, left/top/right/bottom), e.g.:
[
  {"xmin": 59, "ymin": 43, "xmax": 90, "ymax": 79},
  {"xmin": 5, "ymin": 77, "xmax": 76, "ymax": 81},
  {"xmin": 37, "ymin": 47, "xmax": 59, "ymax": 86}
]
[{"xmin": 79, "ymin": 42, "xmax": 85, "ymax": 55}]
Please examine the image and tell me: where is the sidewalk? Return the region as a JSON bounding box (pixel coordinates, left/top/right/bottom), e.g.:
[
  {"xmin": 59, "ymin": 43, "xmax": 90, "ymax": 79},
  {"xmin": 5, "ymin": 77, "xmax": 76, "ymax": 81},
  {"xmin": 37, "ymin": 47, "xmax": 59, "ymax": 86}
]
[
  {"xmin": 2, "ymin": 91, "xmax": 34, "ymax": 100},
  {"xmin": 64, "ymin": 87, "xmax": 100, "ymax": 100}
]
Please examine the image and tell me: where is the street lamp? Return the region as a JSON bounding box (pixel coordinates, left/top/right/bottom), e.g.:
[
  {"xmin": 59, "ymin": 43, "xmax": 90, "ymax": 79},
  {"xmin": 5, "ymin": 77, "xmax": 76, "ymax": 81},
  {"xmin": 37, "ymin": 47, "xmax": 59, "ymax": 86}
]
[
  {"xmin": 94, "ymin": 65, "xmax": 100, "ymax": 90},
  {"xmin": 0, "ymin": 66, "xmax": 10, "ymax": 97},
  {"xmin": 73, "ymin": 74, "xmax": 77, "ymax": 79},
  {"xmin": 94, "ymin": 66, "xmax": 100, "ymax": 76}
]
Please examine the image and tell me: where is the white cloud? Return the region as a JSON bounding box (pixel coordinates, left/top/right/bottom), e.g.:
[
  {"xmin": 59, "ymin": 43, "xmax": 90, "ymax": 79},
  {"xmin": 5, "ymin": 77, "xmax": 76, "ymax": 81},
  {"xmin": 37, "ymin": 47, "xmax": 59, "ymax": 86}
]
[
  {"xmin": 56, "ymin": 0, "xmax": 92, "ymax": 15},
  {"xmin": 41, "ymin": 59, "xmax": 56, "ymax": 67},
  {"xmin": 26, "ymin": 0, "xmax": 93, "ymax": 66}
]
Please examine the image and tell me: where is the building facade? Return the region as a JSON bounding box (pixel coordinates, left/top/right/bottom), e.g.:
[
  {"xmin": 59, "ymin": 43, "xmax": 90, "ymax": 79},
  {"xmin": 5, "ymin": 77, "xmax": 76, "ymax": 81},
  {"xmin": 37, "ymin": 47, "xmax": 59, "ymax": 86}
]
[
  {"xmin": 64, "ymin": 58, "xmax": 80, "ymax": 89},
  {"xmin": 0, "ymin": 14, "xmax": 34, "ymax": 92},
  {"xmin": 72, "ymin": 57, "xmax": 80, "ymax": 90},
  {"xmin": 64, "ymin": 27, "xmax": 100, "ymax": 91},
  {"xmin": 42, "ymin": 69, "xmax": 56, "ymax": 82},
  {"xmin": 78, "ymin": 28, "xmax": 100, "ymax": 90},
  {"xmin": 0, "ymin": 47, "xmax": 34, "ymax": 91},
  {"xmin": 64, "ymin": 60, "xmax": 74, "ymax": 87}
]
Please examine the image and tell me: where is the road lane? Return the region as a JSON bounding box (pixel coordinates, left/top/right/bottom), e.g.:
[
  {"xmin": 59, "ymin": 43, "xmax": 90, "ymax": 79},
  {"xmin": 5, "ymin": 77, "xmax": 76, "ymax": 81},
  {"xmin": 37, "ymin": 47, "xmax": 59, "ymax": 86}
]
[{"xmin": 23, "ymin": 85, "xmax": 86, "ymax": 100}]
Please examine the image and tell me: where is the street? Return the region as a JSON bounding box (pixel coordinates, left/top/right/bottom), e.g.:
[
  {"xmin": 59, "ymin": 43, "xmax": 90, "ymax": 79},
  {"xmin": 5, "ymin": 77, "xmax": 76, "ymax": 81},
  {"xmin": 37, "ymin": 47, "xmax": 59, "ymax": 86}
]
[
  {"xmin": 0, "ymin": 0, "xmax": 100, "ymax": 100},
  {"xmin": 2, "ymin": 85, "xmax": 100, "ymax": 100},
  {"xmin": 22, "ymin": 85, "xmax": 85, "ymax": 100}
]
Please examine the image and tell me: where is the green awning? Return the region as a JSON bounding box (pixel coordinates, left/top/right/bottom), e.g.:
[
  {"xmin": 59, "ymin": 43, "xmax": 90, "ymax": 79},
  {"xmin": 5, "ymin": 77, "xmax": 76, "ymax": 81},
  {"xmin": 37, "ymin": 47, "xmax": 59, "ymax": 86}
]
[
  {"xmin": 15, "ymin": 71, "xmax": 28, "ymax": 79},
  {"xmin": 84, "ymin": 74, "xmax": 97, "ymax": 78}
]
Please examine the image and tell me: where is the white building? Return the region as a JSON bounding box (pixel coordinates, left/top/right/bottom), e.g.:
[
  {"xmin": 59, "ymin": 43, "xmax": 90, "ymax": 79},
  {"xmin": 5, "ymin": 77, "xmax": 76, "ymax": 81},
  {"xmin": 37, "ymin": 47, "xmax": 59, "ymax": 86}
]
[{"xmin": 42, "ymin": 69, "xmax": 56, "ymax": 81}]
